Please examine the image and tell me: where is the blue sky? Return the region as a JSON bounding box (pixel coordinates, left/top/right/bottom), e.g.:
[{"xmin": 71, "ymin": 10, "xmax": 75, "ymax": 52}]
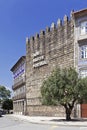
[{"xmin": 0, "ymin": 0, "xmax": 87, "ymax": 90}]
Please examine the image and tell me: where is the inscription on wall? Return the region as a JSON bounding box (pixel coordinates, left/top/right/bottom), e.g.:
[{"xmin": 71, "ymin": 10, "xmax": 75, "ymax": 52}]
[{"xmin": 32, "ymin": 51, "xmax": 47, "ymax": 68}]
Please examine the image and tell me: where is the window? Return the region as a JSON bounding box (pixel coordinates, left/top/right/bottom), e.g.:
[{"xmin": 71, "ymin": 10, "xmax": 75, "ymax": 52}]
[
  {"xmin": 13, "ymin": 63, "xmax": 25, "ymax": 79},
  {"xmin": 80, "ymin": 45, "xmax": 87, "ymax": 59},
  {"xmin": 80, "ymin": 69, "xmax": 87, "ymax": 78},
  {"xmin": 80, "ymin": 21, "xmax": 87, "ymax": 35}
]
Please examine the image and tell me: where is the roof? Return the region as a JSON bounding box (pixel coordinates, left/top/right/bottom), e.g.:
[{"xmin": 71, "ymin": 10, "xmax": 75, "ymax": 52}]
[
  {"xmin": 10, "ymin": 56, "xmax": 26, "ymax": 71},
  {"xmin": 72, "ymin": 8, "xmax": 87, "ymax": 18}
]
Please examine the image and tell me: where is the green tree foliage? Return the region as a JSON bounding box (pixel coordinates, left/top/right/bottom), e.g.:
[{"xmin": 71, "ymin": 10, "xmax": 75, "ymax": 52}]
[
  {"xmin": 2, "ymin": 99, "xmax": 13, "ymax": 113},
  {"xmin": 0, "ymin": 85, "xmax": 11, "ymax": 100},
  {"xmin": 41, "ymin": 68, "xmax": 87, "ymax": 120}
]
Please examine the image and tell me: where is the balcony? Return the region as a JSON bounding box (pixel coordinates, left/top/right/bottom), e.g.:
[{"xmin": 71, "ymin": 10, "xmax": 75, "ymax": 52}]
[
  {"xmin": 78, "ymin": 34, "xmax": 87, "ymax": 41},
  {"xmin": 12, "ymin": 92, "xmax": 26, "ymax": 101},
  {"xmin": 12, "ymin": 77, "xmax": 26, "ymax": 90}
]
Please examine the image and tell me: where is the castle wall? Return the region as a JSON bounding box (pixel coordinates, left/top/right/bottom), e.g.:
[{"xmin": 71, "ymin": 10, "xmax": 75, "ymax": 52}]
[{"xmin": 26, "ymin": 15, "xmax": 74, "ymax": 116}]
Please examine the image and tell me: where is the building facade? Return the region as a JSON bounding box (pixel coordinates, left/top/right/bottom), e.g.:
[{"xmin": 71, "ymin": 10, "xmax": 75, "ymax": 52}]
[
  {"xmin": 73, "ymin": 9, "xmax": 87, "ymax": 117},
  {"xmin": 26, "ymin": 8, "xmax": 87, "ymax": 117},
  {"xmin": 11, "ymin": 56, "xmax": 26, "ymax": 115},
  {"xmin": 11, "ymin": 8, "xmax": 87, "ymax": 117}
]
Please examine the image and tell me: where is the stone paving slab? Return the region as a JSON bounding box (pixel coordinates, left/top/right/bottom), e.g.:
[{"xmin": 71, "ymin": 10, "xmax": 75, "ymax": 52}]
[{"xmin": 9, "ymin": 114, "xmax": 87, "ymax": 127}]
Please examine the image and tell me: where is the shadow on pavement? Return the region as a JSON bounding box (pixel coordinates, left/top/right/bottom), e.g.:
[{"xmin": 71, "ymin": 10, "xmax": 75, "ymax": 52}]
[{"xmin": 50, "ymin": 118, "xmax": 87, "ymax": 122}]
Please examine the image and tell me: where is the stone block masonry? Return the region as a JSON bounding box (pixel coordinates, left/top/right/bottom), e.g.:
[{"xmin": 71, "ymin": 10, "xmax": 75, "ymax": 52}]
[{"xmin": 26, "ymin": 12, "xmax": 74, "ymax": 116}]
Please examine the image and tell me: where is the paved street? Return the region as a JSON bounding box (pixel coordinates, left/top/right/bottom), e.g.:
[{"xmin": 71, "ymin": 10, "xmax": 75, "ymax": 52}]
[{"xmin": 0, "ymin": 115, "xmax": 87, "ymax": 130}]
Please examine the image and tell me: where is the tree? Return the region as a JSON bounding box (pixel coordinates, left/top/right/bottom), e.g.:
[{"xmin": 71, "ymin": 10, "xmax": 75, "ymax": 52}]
[
  {"xmin": 0, "ymin": 85, "xmax": 11, "ymax": 100},
  {"xmin": 41, "ymin": 67, "xmax": 87, "ymax": 121},
  {"xmin": 2, "ymin": 99, "xmax": 13, "ymax": 113}
]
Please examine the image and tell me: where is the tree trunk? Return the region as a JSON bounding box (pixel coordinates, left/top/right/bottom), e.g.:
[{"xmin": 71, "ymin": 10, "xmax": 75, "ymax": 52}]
[{"xmin": 65, "ymin": 107, "xmax": 71, "ymax": 121}]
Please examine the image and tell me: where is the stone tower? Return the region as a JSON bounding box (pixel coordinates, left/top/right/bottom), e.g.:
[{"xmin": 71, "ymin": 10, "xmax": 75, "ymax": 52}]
[{"xmin": 26, "ymin": 11, "xmax": 74, "ymax": 116}]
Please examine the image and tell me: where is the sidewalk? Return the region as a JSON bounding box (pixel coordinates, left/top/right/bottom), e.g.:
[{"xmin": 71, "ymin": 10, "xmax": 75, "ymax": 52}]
[{"xmin": 8, "ymin": 114, "xmax": 87, "ymax": 127}]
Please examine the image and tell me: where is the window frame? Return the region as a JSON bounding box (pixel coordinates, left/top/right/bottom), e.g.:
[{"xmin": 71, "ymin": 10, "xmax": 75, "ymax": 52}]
[
  {"xmin": 79, "ymin": 69, "xmax": 87, "ymax": 78},
  {"xmin": 80, "ymin": 21, "xmax": 87, "ymax": 35},
  {"xmin": 79, "ymin": 45, "xmax": 87, "ymax": 59}
]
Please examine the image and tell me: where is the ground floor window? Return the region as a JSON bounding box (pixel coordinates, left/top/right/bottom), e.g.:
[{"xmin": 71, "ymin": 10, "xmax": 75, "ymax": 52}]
[
  {"xmin": 79, "ymin": 69, "xmax": 87, "ymax": 78},
  {"xmin": 80, "ymin": 45, "xmax": 87, "ymax": 59}
]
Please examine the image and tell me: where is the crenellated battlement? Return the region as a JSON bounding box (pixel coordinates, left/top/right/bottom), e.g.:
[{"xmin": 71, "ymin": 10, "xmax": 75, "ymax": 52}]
[
  {"xmin": 40, "ymin": 30, "xmax": 45, "ymax": 36},
  {"xmin": 26, "ymin": 11, "xmax": 74, "ymax": 70},
  {"xmin": 57, "ymin": 19, "xmax": 62, "ymax": 27},
  {"xmin": 26, "ymin": 11, "xmax": 74, "ymax": 48}
]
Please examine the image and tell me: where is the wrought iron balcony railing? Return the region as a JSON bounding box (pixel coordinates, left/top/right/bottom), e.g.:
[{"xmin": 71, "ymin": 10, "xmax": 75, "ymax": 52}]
[
  {"xmin": 12, "ymin": 77, "xmax": 26, "ymax": 90},
  {"xmin": 12, "ymin": 92, "xmax": 26, "ymax": 101}
]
